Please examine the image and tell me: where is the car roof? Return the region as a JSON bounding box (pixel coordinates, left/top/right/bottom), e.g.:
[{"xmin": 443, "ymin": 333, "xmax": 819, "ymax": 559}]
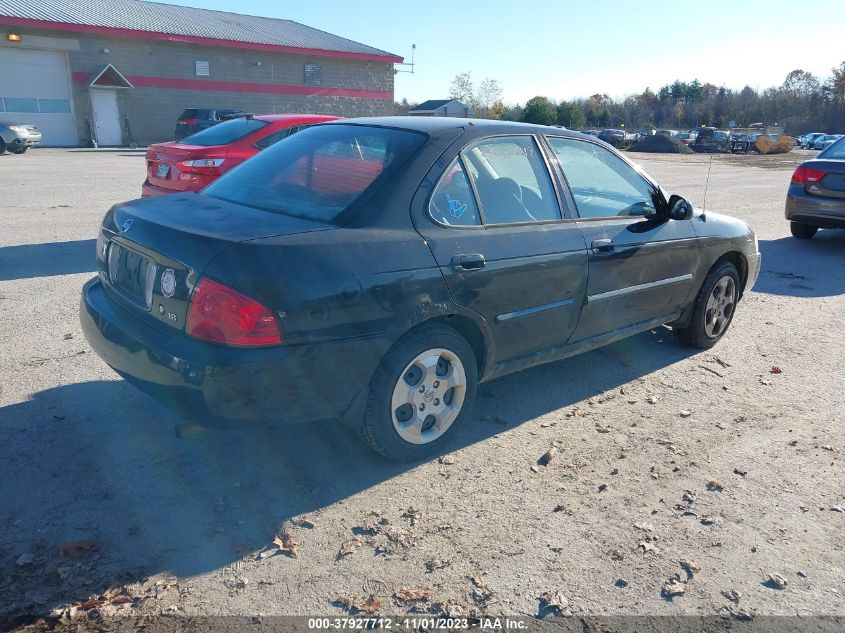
[
  {"xmin": 323, "ymin": 116, "xmax": 585, "ymax": 139},
  {"xmin": 253, "ymin": 114, "xmax": 341, "ymax": 123}
]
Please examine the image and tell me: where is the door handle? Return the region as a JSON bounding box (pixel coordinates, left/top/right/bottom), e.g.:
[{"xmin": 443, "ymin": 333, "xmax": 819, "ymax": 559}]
[
  {"xmin": 452, "ymin": 254, "xmax": 486, "ymax": 271},
  {"xmin": 591, "ymin": 239, "xmax": 615, "ymax": 254}
]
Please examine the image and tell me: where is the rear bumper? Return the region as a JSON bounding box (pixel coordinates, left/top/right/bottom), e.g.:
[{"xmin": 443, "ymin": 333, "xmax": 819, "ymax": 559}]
[
  {"xmin": 141, "ymin": 179, "xmax": 179, "ymax": 197},
  {"xmin": 80, "ymin": 277, "xmax": 383, "ymax": 425},
  {"xmin": 785, "ymin": 185, "xmax": 845, "ymax": 229}
]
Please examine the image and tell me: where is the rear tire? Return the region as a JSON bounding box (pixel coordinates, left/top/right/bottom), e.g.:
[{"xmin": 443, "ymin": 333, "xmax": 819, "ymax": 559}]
[
  {"xmin": 790, "ymin": 222, "xmax": 818, "ymax": 239},
  {"xmin": 676, "ymin": 261, "xmax": 740, "ymax": 349},
  {"xmin": 360, "ymin": 324, "xmax": 477, "ymax": 461},
  {"xmin": 0, "ymin": 139, "xmax": 6, "ymax": 155}
]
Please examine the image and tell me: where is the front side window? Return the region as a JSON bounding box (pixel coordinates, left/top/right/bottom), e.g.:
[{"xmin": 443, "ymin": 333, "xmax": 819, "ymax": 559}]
[
  {"xmin": 460, "ymin": 136, "xmax": 561, "ymax": 225},
  {"xmin": 203, "ymin": 124, "xmax": 426, "ymax": 222},
  {"xmin": 429, "ymin": 158, "xmax": 481, "ymax": 226},
  {"xmin": 180, "ymin": 117, "xmax": 269, "ymax": 147},
  {"xmin": 547, "ymin": 137, "xmax": 658, "ymax": 219}
]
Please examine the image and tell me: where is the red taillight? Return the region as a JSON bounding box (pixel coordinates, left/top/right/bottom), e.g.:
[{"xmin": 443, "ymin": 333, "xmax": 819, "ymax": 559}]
[
  {"xmin": 186, "ymin": 278, "xmax": 281, "ymax": 347},
  {"xmin": 791, "ymin": 165, "xmax": 828, "ymax": 185},
  {"xmin": 179, "ymin": 158, "xmax": 225, "ymax": 176},
  {"xmin": 180, "ymin": 118, "xmax": 198, "ymax": 125}
]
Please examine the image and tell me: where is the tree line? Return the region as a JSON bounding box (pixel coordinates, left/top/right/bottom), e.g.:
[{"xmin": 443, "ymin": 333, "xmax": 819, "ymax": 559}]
[{"xmin": 395, "ymin": 63, "xmax": 845, "ymax": 134}]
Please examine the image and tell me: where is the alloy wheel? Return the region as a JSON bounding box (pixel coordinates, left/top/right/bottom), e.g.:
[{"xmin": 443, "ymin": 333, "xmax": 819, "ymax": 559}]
[
  {"xmin": 391, "ymin": 348, "xmax": 467, "ymax": 445},
  {"xmin": 704, "ymin": 275, "xmax": 736, "ymax": 339}
]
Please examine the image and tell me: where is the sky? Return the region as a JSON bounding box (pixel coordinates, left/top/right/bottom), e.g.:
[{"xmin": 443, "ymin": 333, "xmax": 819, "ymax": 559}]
[{"xmin": 169, "ymin": 0, "xmax": 845, "ymax": 105}]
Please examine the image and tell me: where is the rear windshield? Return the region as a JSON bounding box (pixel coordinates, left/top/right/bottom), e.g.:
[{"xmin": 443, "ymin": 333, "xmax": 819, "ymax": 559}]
[
  {"xmin": 180, "ymin": 117, "xmax": 268, "ymax": 147},
  {"xmin": 203, "ymin": 124, "xmax": 426, "ymax": 222},
  {"xmin": 179, "ymin": 109, "xmax": 210, "ymax": 120},
  {"xmin": 820, "ymin": 137, "xmax": 845, "ymax": 158}
]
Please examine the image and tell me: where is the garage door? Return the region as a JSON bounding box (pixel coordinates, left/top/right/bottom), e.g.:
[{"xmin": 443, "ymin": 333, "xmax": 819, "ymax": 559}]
[{"xmin": 0, "ymin": 47, "xmax": 78, "ymax": 146}]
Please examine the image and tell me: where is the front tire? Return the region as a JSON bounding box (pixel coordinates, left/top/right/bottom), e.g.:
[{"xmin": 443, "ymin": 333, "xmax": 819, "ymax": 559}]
[
  {"xmin": 0, "ymin": 139, "xmax": 6, "ymax": 155},
  {"xmin": 10, "ymin": 146, "xmax": 27, "ymax": 154},
  {"xmin": 676, "ymin": 261, "xmax": 740, "ymax": 349},
  {"xmin": 790, "ymin": 222, "xmax": 818, "ymax": 239},
  {"xmin": 360, "ymin": 324, "xmax": 477, "ymax": 461}
]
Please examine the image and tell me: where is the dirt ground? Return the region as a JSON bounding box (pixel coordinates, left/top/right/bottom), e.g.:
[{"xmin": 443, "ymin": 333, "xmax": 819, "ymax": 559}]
[{"xmin": 0, "ymin": 147, "xmax": 842, "ymax": 630}]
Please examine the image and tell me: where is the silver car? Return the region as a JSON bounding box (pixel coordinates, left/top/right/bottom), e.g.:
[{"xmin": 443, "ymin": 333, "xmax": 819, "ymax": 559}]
[
  {"xmin": 0, "ymin": 122, "xmax": 41, "ymax": 154},
  {"xmin": 785, "ymin": 136, "xmax": 845, "ymax": 238}
]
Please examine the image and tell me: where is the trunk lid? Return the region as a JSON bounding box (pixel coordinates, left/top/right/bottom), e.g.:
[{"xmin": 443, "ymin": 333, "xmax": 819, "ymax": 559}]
[
  {"xmin": 146, "ymin": 142, "xmax": 229, "ymax": 192},
  {"xmin": 802, "ymin": 159, "xmax": 845, "ymax": 199},
  {"xmin": 99, "ymin": 193, "xmax": 333, "ymax": 332}
]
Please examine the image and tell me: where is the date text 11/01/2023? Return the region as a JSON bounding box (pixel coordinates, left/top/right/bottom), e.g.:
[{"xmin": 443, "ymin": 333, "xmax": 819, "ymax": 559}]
[{"xmin": 307, "ymin": 618, "xmax": 529, "ymax": 630}]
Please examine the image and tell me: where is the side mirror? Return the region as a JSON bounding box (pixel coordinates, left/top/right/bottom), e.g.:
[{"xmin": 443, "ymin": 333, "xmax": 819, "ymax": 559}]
[{"xmin": 667, "ymin": 194, "xmax": 694, "ymax": 221}]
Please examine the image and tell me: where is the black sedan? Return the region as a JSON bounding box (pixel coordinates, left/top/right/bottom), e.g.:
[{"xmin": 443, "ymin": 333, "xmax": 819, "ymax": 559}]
[
  {"xmin": 81, "ymin": 118, "xmax": 761, "ymax": 460},
  {"xmin": 785, "ymin": 135, "xmax": 845, "ymax": 238}
]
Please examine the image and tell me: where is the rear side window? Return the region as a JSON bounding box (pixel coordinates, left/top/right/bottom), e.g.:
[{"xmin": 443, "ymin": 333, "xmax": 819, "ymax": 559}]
[
  {"xmin": 461, "ymin": 136, "xmax": 561, "ymax": 224},
  {"xmin": 179, "ymin": 109, "xmax": 211, "ymax": 120},
  {"xmin": 203, "ymin": 124, "xmax": 426, "ymax": 222},
  {"xmin": 255, "ymin": 128, "xmax": 293, "ymax": 150},
  {"xmin": 180, "ymin": 117, "xmax": 269, "ymax": 147},
  {"xmin": 430, "ymin": 159, "xmax": 481, "ymax": 226}
]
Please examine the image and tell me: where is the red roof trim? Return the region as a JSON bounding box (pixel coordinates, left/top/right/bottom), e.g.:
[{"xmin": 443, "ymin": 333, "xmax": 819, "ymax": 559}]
[
  {"xmin": 71, "ymin": 71, "xmax": 392, "ymax": 100},
  {"xmin": 0, "ymin": 15, "xmax": 403, "ymax": 63}
]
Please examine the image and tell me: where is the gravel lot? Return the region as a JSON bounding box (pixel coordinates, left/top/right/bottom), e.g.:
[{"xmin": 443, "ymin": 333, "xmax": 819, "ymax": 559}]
[{"xmin": 0, "ymin": 147, "xmax": 843, "ymax": 628}]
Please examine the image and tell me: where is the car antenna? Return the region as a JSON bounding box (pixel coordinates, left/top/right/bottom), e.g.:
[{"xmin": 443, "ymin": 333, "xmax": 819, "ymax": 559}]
[{"xmin": 702, "ymin": 154, "xmax": 714, "ymax": 215}]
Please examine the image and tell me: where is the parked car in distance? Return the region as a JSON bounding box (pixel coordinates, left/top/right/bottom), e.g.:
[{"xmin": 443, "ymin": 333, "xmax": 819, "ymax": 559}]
[
  {"xmin": 143, "ymin": 113, "xmax": 340, "ymax": 197},
  {"xmin": 82, "ymin": 117, "xmax": 761, "ymax": 460},
  {"xmin": 175, "ymin": 108, "xmax": 248, "ymax": 140},
  {"xmin": 656, "ymin": 129, "xmax": 677, "ymax": 137},
  {"xmin": 579, "ymin": 130, "xmax": 601, "ymax": 137},
  {"xmin": 0, "ymin": 121, "xmax": 41, "ymax": 154},
  {"xmin": 692, "ymin": 127, "xmax": 732, "ymax": 153},
  {"xmin": 598, "ymin": 128, "xmax": 639, "ymax": 149},
  {"xmin": 674, "ymin": 131, "xmax": 697, "ymax": 146},
  {"xmin": 817, "ymin": 134, "xmax": 843, "ymax": 150},
  {"xmin": 786, "ymin": 135, "xmax": 845, "ymax": 239},
  {"xmin": 801, "ymin": 132, "xmax": 825, "ymax": 149}
]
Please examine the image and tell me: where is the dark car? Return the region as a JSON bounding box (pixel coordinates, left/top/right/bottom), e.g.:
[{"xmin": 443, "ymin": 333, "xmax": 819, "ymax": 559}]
[
  {"xmin": 81, "ymin": 118, "xmax": 761, "ymax": 460},
  {"xmin": 175, "ymin": 108, "xmax": 248, "ymax": 140},
  {"xmin": 692, "ymin": 127, "xmax": 732, "ymax": 153},
  {"xmin": 598, "ymin": 128, "xmax": 639, "ymax": 149},
  {"xmin": 785, "ymin": 135, "xmax": 845, "ymax": 238}
]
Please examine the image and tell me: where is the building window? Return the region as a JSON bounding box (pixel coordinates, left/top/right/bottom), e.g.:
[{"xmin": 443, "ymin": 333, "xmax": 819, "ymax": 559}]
[
  {"xmin": 304, "ymin": 64, "xmax": 322, "ymax": 85},
  {"xmin": 195, "ymin": 60, "xmax": 210, "ymax": 76},
  {"xmin": 3, "ymin": 97, "xmax": 38, "ymax": 113},
  {"xmin": 38, "ymin": 98, "xmax": 72, "ymax": 114}
]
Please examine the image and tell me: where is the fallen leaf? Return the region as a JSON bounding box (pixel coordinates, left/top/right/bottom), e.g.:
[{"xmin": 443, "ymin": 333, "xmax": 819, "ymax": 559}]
[
  {"xmin": 830, "ymin": 506, "xmax": 845, "ymax": 513},
  {"xmin": 721, "ymin": 589, "xmax": 741, "ymax": 603},
  {"xmin": 638, "ymin": 541, "xmax": 660, "ymax": 555},
  {"xmin": 530, "ymin": 465, "xmax": 540, "ymax": 473},
  {"xmin": 647, "ymin": 395, "xmax": 659, "ymax": 404},
  {"xmin": 438, "ymin": 455, "xmax": 456, "ymax": 465},
  {"xmin": 706, "ymin": 481, "xmax": 724, "ymax": 493},
  {"xmin": 402, "ymin": 507, "xmax": 423, "ymax": 523},
  {"xmin": 468, "ymin": 573, "xmax": 486, "ymax": 589},
  {"xmin": 679, "ymin": 410, "xmax": 692, "ymax": 418},
  {"xmin": 680, "ymin": 559, "xmax": 701, "ymax": 575},
  {"xmin": 724, "ymin": 605, "xmax": 755, "ymax": 620},
  {"xmin": 80, "ymin": 598, "xmax": 103, "ymax": 611},
  {"xmin": 700, "ymin": 515, "xmax": 723, "ymax": 526},
  {"xmin": 16, "ymin": 553, "xmax": 34, "ymax": 566},
  {"xmin": 335, "ymin": 595, "xmax": 381, "ymax": 614},
  {"xmin": 394, "ymin": 588, "xmax": 431, "ymax": 604},
  {"xmin": 63, "ymin": 333, "xmax": 74, "ymax": 340},
  {"xmin": 425, "ymin": 558, "xmax": 450, "ymax": 572},
  {"xmin": 57, "ymin": 540, "xmax": 98, "ymax": 559},
  {"xmin": 733, "ymin": 467, "xmax": 748, "ymax": 477},
  {"xmin": 770, "ymin": 367, "xmax": 782, "ymax": 374},
  {"xmin": 539, "ymin": 446, "xmax": 559, "ymax": 465},
  {"xmin": 538, "ymin": 590, "xmax": 571, "ymax": 616},
  {"xmin": 598, "ymin": 483, "xmax": 608, "ymax": 492},
  {"xmin": 273, "ymin": 533, "xmax": 299, "ymax": 558},
  {"xmin": 634, "ymin": 521, "xmax": 654, "ymax": 532},
  {"xmin": 662, "ymin": 575, "xmax": 687, "ymax": 598},
  {"xmin": 764, "ymin": 573, "xmax": 788, "ymax": 589},
  {"xmin": 338, "ymin": 538, "xmax": 362, "ymax": 558}
]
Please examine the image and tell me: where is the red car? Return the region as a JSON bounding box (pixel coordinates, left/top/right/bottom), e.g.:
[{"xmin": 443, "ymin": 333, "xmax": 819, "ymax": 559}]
[{"xmin": 142, "ymin": 114, "xmax": 340, "ymax": 197}]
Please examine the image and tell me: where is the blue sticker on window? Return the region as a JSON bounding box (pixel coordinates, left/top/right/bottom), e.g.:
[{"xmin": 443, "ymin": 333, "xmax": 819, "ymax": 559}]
[{"xmin": 447, "ymin": 194, "xmax": 468, "ymax": 219}]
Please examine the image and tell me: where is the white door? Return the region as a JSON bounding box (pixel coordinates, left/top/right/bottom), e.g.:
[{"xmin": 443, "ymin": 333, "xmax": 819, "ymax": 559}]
[
  {"xmin": 91, "ymin": 89, "xmax": 122, "ymax": 146},
  {"xmin": 0, "ymin": 46, "xmax": 78, "ymax": 146}
]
